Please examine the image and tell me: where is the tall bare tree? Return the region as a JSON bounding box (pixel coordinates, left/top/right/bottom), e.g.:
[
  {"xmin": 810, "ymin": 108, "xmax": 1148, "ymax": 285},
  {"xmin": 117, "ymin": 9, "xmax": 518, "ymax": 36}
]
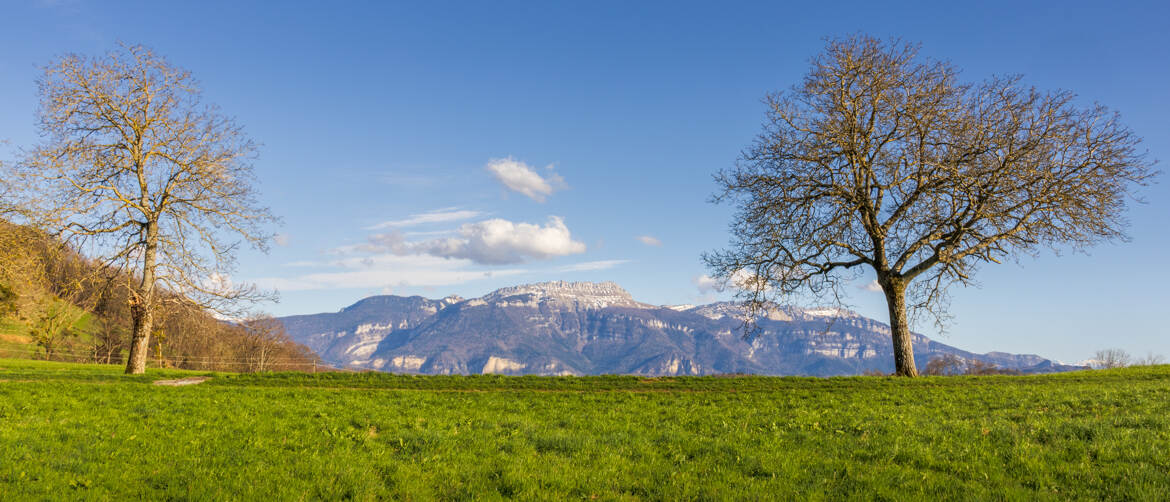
[
  {"xmin": 5, "ymin": 44, "xmax": 276, "ymax": 374},
  {"xmin": 706, "ymin": 35, "xmax": 1156, "ymax": 376}
]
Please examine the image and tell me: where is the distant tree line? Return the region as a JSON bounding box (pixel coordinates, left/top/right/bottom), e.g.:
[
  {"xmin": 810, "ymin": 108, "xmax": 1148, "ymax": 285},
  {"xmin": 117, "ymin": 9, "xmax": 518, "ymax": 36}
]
[
  {"xmin": 1091, "ymin": 348, "xmax": 1165, "ymax": 369},
  {"xmin": 919, "ymin": 354, "xmax": 1022, "ymax": 376},
  {"xmin": 912, "ymin": 349, "xmax": 1166, "ymax": 377},
  {"xmin": 0, "ymin": 220, "xmax": 317, "ymax": 371}
]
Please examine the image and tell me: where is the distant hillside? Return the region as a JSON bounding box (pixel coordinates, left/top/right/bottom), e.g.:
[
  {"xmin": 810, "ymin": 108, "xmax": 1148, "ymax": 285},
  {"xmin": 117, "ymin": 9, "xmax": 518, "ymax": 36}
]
[
  {"xmin": 0, "ymin": 220, "xmax": 317, "ymax": 371},
  {"xmin": 279, "ymin": 281, "xmax": 1085, "ymax": 376}
]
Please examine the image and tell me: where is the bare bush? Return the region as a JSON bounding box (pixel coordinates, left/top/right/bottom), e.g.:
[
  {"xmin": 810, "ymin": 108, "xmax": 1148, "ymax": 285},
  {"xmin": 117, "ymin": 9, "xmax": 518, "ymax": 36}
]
[
  {"xmin": 1133, "ymin": 352, "xmax": 1165, "ymax": 367},
  {"xmin": 965, "ymin": 360, "xmax": 1021, "ymax": 376},
  {"xmin": 1093, "ymin": 348, "xmax": 1132, "ymax": 369},
  {"xmin": 923, "ymin": 354, "xmax": 965, "ymax": 376}
]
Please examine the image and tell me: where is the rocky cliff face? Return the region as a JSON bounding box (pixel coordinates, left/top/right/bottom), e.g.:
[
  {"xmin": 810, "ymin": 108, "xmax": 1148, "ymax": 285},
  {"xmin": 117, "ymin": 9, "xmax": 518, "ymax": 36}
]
[
  {"xmin": 481, "ymin": 280, "xmax": 646, "ymax": 310},
  {"xmin": 278, "ymin": 295, "xmax": 462, "ymax": 366},
  {"xmin": 279, "ymin": 281, "xmax": 1081, "ymax": 376}
]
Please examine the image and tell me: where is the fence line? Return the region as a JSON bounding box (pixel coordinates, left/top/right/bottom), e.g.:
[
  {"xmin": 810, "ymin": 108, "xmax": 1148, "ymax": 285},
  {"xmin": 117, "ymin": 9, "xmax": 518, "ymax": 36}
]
[
  {"xmin": 0, "ymin": 347, "xmax": 321, "ymax": 365},
  {"xmin": 0, "ymin": 341, "xmax": 322, "ymax": 364},
  {"xmin": 0, "ymin": 346, "xmax": 330, "ymax": 370}
]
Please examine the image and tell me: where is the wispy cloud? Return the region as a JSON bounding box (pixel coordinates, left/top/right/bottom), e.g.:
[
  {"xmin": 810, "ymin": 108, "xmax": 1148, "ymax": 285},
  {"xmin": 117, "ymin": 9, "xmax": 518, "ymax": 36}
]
[
  {"xmin": 403, "ymin": 229, "xmax": 458, "ymax": 237},
  {"xmin": 270, "ymin": 210, "xmax": 594, "ymax": 293},
  {"xmin": 485, "ymin": 157, "xmax": 566, "ymax": 202},
  {"xmin": 694, "ymin": 274, "xmax": 722, "ymax": 294},
  {"xmin": 366, "ymin": 208, "xmax": 484, "ymax": 230},
  {"xmin": 693, "ymin": 269, "xmax": 768, "ymax": 294},
  {"xmin": 344, "ymin": 215, "xmax": 589, "ymax": 266},
  {"xmin": 557, "ymin": 259, "xmax": 630, "ymax": 272},
  {"xmin": 636, "ymin": 235, "xmax": 662, "ymax": 247},
  {"xmin": 859, "ymin": 279, "xmax": 883, "ymax": 292},
  {"xmin": 282, "ymin": 260, "xmax": 321, "ymax": 268},
  {"xmin": 257, "ymin": 254, "xmax": 529, "ymax": 292}
]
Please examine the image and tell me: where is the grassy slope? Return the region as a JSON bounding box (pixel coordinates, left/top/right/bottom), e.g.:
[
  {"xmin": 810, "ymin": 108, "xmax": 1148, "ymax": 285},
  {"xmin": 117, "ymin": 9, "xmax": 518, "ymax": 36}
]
[
  {"xmin": 0, "ymin": 297, "xmax": 101, "ymax": 361},
  {"xmin": 1, "ymin": 359, "xmax": 1168, "ymax": 500}
]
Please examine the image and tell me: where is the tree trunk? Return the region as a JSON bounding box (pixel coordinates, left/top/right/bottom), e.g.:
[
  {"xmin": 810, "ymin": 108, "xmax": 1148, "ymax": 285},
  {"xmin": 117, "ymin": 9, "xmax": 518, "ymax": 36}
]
[
  {"xmin": 126, "ymin": 301, "xmax": 153, "ymax": 374},
  {"xmin": 125, "ymin": 223, "xmax": 158, "ymax": 375},
  {"xmin": 881, "ymin": 277, "xmax": 919, "ymax": 377}
]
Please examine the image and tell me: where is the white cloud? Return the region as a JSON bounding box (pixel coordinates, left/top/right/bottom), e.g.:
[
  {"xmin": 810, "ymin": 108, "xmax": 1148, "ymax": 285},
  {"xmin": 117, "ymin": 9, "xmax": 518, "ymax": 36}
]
[
  {"xmin": 729, "ymin": 269, "xmax": 772, "ymax": 292},
  {"xmin": 485, "ymin": 157, "xmax": 566, "ymax": 202},
  {"xmin": 202, "ymin": 272, "xmax": 234, "ymax": 294},
  {"xmin": 419, "ymin": 216, "xmax": 585, "ymax": 264},
  {"xmin": 557, "ymin": 259, "xmax": 630, "ymax": 272},
  {"xmin": 403, "ymin": 229, "xmax": 457, "ymax": 237},
  {"xmin": 352, "ymin": 231, "xmax": 409, "ymax": 255},
  {"xmin": 366, "ymin": 208, "xmax": 484, "ymax": 230},
  {"xmin": 694, "ymin": 269, "xmax": 769, "ymax": 294},
  {"xmin": 636, "ymin": 235, "xmax": 662, "ymax": 247},
  {"xmin": 859, "ymin": 279, "xmax": 883, "ymax": 292},
  {"xmin": 353, "ymin": 216, "xmax": 586, "ymax": 265},
  {"xmin": 694, "ymin": 274, "xmax": 722, "ymax": 294},
  {"xmin": 273, "ymin": 233, "xmax": 290, "ymax": 246},
  {"xmin": 268, "ymin": 214, "xmax": 589, "ymax": 293}
]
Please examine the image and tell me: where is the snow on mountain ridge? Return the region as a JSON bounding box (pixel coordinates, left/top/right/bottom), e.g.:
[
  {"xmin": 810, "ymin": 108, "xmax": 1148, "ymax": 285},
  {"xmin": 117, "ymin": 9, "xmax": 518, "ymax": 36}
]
[
  {"xmin": 486, "ymin": 280, "xmax": 631, "ymax": 299},
  {"xmin": 688, "ymin": 302, "xmax": 860, "ymax": 321},
  {"xmin": 279, "ymin": 281, "xmax": 1083, "ymax": 376},
  {"xmin": 483, "ymin": 280, "xmax": 645, "ymax": 309}
]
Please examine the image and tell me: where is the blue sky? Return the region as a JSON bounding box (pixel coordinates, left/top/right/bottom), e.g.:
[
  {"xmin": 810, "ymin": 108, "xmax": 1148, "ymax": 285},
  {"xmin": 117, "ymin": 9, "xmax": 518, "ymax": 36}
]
[{"xmin": 1, "ymin": 0, "xmax": 1167, "ymax": 363}]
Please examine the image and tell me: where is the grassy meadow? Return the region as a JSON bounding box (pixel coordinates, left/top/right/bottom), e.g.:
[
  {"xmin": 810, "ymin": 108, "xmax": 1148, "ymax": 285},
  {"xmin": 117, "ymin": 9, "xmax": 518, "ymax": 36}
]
[{"xmin": 1, "ymin": 358, "xmax": 1168, "ymax": 500}]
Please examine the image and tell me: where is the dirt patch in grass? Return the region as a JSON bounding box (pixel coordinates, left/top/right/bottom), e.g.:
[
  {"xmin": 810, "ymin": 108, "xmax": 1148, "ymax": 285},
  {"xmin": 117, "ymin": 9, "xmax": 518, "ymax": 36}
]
[{"xmin": 153, "ymin": 376, "xmax": 212, "ymax": 386}]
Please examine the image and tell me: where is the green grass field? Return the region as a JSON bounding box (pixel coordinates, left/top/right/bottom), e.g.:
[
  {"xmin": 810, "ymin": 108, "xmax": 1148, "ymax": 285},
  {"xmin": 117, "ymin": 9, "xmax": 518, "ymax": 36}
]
[{"xmin": 1, "ymin": 359, "xmax": 1168, "ymax": 500}]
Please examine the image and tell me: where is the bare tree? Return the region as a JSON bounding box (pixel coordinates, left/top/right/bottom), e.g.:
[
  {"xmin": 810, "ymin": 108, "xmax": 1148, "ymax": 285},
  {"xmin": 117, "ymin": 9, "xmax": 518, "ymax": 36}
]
[
  {"xmin": 1134, "ymin": 352, "xmax": 1166, "ymax": 366},
  {"xmin": 964, "ymin": 359, "xmax": 1020, "ymax": 376},
  {"xmin": 706, "ymin": 35, "xmax": 1156, "ymax": 376},
  {"xmin": 1093, "ymin": 348, "xmax": 1132, "ymax": 369},
  {"xmin": 4, "ymin": 44, "xmax": 276, "ymax": 374},
  {"xmin": 923, "ymin": 354, "xmax": 964, "ymax": 376},
  {"xmin": 30, "ymin": 301, "xmax": 82, "ymax": 360},
  {"xmin": 237, "ymin": 315, "xmax": 290, "ymax": 372},
  {"xmin": 91, "ymin": 321, "xmax": 126, "ymax": 364}
]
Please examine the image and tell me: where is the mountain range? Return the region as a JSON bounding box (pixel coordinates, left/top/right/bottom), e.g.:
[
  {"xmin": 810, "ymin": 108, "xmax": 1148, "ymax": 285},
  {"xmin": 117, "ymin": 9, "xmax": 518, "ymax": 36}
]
[{"xmin": 278, "ymin": 281, "xmax": 1082, "ymax": 376}]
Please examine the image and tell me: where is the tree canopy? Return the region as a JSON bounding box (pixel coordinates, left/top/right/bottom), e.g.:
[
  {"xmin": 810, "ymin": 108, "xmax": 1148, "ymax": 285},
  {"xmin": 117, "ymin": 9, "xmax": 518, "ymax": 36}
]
[
  {"xmin": 706, "ymin": 35, "xmax": 1156, "ymax": 376},
  {"xmin": 3, "ymin": 44, "xmax": 277, "ymax": 374}
]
